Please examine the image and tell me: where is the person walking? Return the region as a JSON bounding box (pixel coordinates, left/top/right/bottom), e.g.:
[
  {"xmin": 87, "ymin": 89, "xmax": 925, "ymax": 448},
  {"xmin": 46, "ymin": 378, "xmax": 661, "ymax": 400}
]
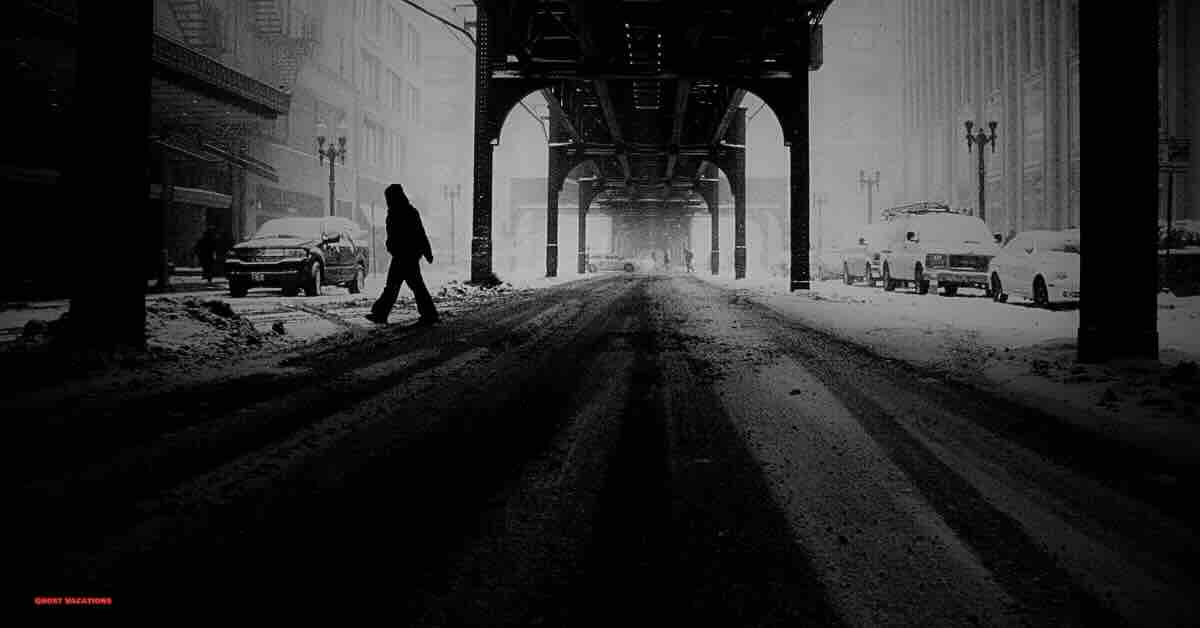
[
  {"xmin": 193, "ymin": 226, "xmax": 218, "ymax": 283},
  {"xmin": 683, "ymin": 247, "xmax": 694, "ymax": 273},
  {"xmin": 365, "ymin": 183, "xmax": 440, "ymax": 325}
]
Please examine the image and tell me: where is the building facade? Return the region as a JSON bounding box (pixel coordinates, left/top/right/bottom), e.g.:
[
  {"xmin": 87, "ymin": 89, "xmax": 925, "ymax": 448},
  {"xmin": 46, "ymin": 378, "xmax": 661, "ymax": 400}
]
[
  {"xmin": 1158, "ymin": 0, "xmax": 1200, "ymax": 227},
  {"xmin": 153, "ymin": 0, "xmax": 473, "ymax": 278},
  {"xmin": 895, "ymin": 0, "xmax": 1081, "ymax": 236}
]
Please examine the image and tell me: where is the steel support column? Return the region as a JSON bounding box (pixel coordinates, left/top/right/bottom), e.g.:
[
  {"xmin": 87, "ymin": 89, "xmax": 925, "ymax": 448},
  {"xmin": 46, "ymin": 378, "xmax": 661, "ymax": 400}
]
[
  {"xmin": 546, "ymin": 150, "xmax": 560, "ymax": 278},
  {"xmin": 730, "ymin": 107, "xmax": 747, "ymax": 279},
  {"xmin": 577, "ymin": 178, "xmax": 591, "ymax": 274},
  {"xmin": 1077, "ymin": 4, "xmax": 1158, "ymax": 362},
  {"xmin": 705, "ymin": 163, "xmax": 720, "ymax": 275},
  {"xmin": 470, "ymin": 7, "xmax": 495, "ymax": 284}
]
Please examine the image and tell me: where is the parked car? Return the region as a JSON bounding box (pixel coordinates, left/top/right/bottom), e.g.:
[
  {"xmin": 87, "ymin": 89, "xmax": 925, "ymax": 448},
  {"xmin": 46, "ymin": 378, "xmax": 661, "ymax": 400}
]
[
  {"xmin": 811, "ymin": 246, "xmax": 844, "ymax": 281},
  {"xmin": 988, "ymin": 228, "xmax": 1079, "ymax": 307},
  {"xmin": 224, "ymin": 216, "xmax": 369, "ymax": 297},
  {"xmin": 1159, "ymin": 219, "xmax": 1200, "ymax": 296},
  {"xmin": 587, "ymin": 253, "xmax": 636, "ymax": 273},
  {"xmin": 879, "ymin": 209, "xmax": 999, "ymax": 295},
  {"xmin": 840, "ymin": 222, "xmax": 894, "ymax": 286}
]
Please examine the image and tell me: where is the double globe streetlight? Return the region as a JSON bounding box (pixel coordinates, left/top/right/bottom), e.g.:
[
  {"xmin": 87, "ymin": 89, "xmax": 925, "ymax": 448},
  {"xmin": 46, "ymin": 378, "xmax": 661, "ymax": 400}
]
[
  {"xmin": 316, "ymin": 119, "xmax": 348, "ymax": 217},
  {"xmin": 964, "ymin": 120, "xmax": 998, "ymax": 221}
]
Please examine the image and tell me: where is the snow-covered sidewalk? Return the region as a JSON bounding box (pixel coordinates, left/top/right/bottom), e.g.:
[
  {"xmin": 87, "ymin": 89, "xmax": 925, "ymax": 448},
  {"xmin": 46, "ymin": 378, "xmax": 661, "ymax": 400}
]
[{"xmin": 694, "ymin": 273, "xmax": 1200, "ymax": 467}]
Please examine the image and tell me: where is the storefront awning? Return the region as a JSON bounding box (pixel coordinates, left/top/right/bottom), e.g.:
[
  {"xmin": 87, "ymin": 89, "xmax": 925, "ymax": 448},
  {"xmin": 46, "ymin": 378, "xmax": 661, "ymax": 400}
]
[{"xmin": 149, "ymin": 184, "xmax": 232, "ymax": 209}]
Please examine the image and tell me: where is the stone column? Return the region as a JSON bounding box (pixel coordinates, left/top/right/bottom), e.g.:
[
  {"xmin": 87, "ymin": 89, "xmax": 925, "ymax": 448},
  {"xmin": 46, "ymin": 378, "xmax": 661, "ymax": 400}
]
[
  {"xmin": 1043, "ymin": 0, "xmax": 1065, "ymax": 229},
  {"xmin": 1004, "ymin": 0, "xmax": 1023, "ymax": 238},
  {"xmin": 1190, "ymin": 1, "xmax": 1200, "ymax": 220}
]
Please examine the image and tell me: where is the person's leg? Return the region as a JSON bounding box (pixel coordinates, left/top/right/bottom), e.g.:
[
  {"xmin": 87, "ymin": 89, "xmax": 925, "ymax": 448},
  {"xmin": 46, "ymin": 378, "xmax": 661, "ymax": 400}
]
[
  {"xmin": 406, "ymin": 264, "xmax": 439, "ymax": 321},
  {"xmin": 370, "ymin": 256, "xmax": 405, "ymax": 320}
]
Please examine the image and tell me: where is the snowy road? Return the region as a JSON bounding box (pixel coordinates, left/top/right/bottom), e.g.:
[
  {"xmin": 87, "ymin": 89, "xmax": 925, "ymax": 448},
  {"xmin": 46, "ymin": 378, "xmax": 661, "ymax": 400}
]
[{"xmin": 17, "ymin": 273, "xmax": 1198, "ymax": 623}]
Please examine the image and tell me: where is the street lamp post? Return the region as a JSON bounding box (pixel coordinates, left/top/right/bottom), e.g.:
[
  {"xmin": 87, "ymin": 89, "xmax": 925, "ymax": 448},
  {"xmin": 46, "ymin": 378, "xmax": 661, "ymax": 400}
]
[
  {"xmin": 813, "ymin": 192, "xmax": 828, "ymax": 250},
  {"xmin": 441, "ymin": 183, "xmax": 462, "ymax": 267},
  {"xmin": 858, "ymin": 170, "xmax": 880, "ymax": 223},
  {"xmin": 964, "ymin": 120, "xmax": 998, "ymax": 221},
  {"xmin": 316, "ymin": 119, "xmax": 347, "ymax": 217}
]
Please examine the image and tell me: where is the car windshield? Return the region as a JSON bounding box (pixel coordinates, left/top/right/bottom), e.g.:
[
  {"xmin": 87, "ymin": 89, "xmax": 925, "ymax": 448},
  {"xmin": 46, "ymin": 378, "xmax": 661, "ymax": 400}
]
[
  {"xmin": 253, "ymin": 218, "xmax": 322, "ymax": 240},
  {"xmin": 913, "ymin": 214, "xmax": 993, "ymax": 243},
  {"xmin": 1038, "ymin": 232, "xmax": 1081, "ymax": 254}
]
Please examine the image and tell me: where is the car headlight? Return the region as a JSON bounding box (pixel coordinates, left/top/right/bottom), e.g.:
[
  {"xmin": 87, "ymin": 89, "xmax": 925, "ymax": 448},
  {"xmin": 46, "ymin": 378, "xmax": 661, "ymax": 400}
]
[
  {"xmin": 286, "ymin": 248, "xmax": 309, "ymax": 257},
  {"xmin": 926, "ymin": 254, "xmax": 947, "ymax": 268}
]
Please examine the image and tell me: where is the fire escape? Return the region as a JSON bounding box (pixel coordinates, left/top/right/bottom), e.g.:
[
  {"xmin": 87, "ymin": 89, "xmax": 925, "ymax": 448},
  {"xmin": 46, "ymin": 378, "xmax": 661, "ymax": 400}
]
[{"xmin": 247, "ymin": 0, "xmax": 321, "ymax": 93}]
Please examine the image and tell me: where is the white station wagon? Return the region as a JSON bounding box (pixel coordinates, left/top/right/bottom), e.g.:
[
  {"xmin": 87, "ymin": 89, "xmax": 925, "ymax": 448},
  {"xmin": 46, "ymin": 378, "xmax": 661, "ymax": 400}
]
[{"xmin": 988, "ymin": 229, "xmax": 1080, "ymax": 307}]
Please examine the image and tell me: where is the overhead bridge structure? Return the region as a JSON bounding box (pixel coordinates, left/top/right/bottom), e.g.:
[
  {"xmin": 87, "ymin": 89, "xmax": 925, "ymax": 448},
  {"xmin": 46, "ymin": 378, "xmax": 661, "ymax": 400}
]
[{"xmin": 469, "ymin": 0, "xmax": 833, "ymax": 289}]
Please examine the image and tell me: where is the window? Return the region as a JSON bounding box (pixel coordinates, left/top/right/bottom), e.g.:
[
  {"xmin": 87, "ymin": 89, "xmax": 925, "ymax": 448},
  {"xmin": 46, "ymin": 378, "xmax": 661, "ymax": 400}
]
[
  {"xmin": 390, "ymin": 6, "xmax": 404, "ymax": 50},
  {"xmin": 406, "ymin": 23, "xmax": 421, "ymax": 66},
  {"xmin": 372, "ymin": 0, "xmax": 383, "ymax": 36},
  {"xmin": 391, "ymin": 132, "xmax": 406, "ymax": 173},
  {"xmin": 408, "ymin": 83, "xmax": 421, "ymax": 125},
  {"xmin": 390, "ymin": 71, "xmax": 404, "ymax": 114},
  {"xmin": 362, "ymin": 119, "xmax": 383, "ymax": 166},
  {"xmin": 360, "ymin": 52, "xmax": 381, "ymax": 102}
]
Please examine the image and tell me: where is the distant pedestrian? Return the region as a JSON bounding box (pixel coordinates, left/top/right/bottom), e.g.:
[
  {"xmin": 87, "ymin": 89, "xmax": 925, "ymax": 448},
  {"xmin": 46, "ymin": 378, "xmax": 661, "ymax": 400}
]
[
  {"xmin": 663, "ymin": 248, "xmax": 670, "ymax": 270},
  {"xmin": 193, "ymin": 226, "xmax": 218, "ymax": 282},
  {"xmin": 684, "ymin": 247, "xmax": 694, "ymax": 272},
  {"xmin": 365, "ymin": 184, "xmax": 439, "ymax": 325}
]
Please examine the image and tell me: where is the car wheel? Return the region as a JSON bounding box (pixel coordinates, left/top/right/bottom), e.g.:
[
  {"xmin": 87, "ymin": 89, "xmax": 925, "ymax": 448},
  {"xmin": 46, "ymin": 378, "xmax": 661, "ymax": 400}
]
[
  {"xmin": 229, "ymin": 280, "xmax": 248, "ymax": 298},
  {"xmin": 304, "ymin": 261, "xmax": 322, "ymax": 297},
  {"xmin": 882, "ymin": 264, "xmax": 896, "ymax": 292},
  {"xmin": 843, "ymin": 262, "xmax": 853, "ymax": 285},
  {"xmin": 1033, "ymin": 275, "xmax": 1050, "ymax": 307},
  {"xmin": 864, "ymin": 265, "xmax": 874, "ymax": 287},
  {"xmin": 941, "ymin": 284, "xmax": 958, "ymax": 296},
  {"xmin": 624, "ymin": 263, "xmax": 635, "ymax": 272},
  {"xmin": 914, "ymin": 265, "xmax": 929, "ymax": 294},
  {"xmin": 347, "ymin": 264, "xmax": 365, "ymax": 294},
  {"xmin": 990, "ymin": 273, "xmax": 1005, "ymax": 303}
]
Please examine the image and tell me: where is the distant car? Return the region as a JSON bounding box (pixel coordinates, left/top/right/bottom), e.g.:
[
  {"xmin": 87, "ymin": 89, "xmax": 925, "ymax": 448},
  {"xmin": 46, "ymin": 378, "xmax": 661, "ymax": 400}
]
[
  {"xmin": 224, "ymin": 216, "xmax": 370, "ymax": 297},
  {"xmin": 880, "ymin": 210, "xmax": 1000, "ymax": 295},
  {"xmin": 587, "ymin": 253, "xmax": 636, "ymax": 273},
  {"xmin": 840, "ymin": 222, "xmax": 894, "ymax": 286},
  {"xmin": 989, "ymin": 229, "xmax": 1080, "ymax": 307},
  {"xmin": 1159, "ymin": 219, "xmax": 1200, "ymax": 296},
  {"xmin": 811, "ymin": 247, "xmax": 844, "ymax": 281}
]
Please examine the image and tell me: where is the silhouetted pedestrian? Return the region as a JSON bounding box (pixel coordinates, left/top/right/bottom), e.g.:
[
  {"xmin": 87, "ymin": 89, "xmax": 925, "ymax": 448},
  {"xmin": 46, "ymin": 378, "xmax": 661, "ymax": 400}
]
[
  {"xmin": 684, "ymin": 247, "xmax": 694, "ymax": 272},
  {"xmin": 193, "ymin": 226, "xmax": 217, "ymax": 282},
  {"xmin": 365, "ymin": 184, "xmax": 439, "ymax": 325}
]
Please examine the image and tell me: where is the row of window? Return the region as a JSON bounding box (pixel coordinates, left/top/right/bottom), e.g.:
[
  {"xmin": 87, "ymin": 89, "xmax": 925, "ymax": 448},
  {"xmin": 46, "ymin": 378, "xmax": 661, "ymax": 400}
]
[
  {"xmin": 358, "ymin": 0, "xmax": 422, "ymax": 67},
  {"xmin": 359, "ymin": 50, "xmax": 422, "ymax": 125},
  {"xmin": 360, "ymin": 120, "xmax": 407, "ymax": 173}
]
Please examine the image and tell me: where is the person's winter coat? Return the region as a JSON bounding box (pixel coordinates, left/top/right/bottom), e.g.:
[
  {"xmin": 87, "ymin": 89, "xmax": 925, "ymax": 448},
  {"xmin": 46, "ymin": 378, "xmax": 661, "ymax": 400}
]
[{"xmin": 384, "ymin": 185, "xmax": 433, "ymax": 263}]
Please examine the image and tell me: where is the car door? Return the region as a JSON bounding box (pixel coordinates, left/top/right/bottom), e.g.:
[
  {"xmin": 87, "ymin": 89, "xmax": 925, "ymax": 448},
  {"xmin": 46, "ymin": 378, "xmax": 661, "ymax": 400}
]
[
  {"xmin": 1009, "ymin": 235, "xmax": 1035, "ymax": 298},
  {"xmin": 320, "ymin": 221, "xmax": 348, "ymax": 283}
]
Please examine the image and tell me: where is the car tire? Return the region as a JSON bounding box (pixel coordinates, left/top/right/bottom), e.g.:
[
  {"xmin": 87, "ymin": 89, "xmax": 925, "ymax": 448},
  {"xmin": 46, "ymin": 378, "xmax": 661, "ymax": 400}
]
[
  {"xmin": 843, "ymin": 262, "xmax": 853, "ymax": 285},
  {"xmin": 990, "ymin": 273, "xmax": 1005, "ymax": 303},
  {"xmin": 229, "ymin": 280, "xmax": 248, "ymax": 298},
  {"xmin": 624, "ymin": 263, "xmax": 635, "ymax": 272},
  {"xmin": 304, "ymin": 261, "xmax": 322, "ymax": 297},
  {"xmin": 864, "ymin": 265, "xmax": 874, "ymax": 287},
  {"xmin": 914, "ymin": 265, "xmax": 929, "ymax": 294},
  {"xmin": 941, "ymin": 284, "xmax": 958, "ymax": 296},
  {"xmin": 882, "ymin": 264, "xmax": 896, "ymax": 292},
  {"xmin": 347, "ymin": 264, "xmax": 365, "ymax": 294},
  {"xmin": 1033, "ymin": 276, "xmax": 1050, "ymax": 308}
]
